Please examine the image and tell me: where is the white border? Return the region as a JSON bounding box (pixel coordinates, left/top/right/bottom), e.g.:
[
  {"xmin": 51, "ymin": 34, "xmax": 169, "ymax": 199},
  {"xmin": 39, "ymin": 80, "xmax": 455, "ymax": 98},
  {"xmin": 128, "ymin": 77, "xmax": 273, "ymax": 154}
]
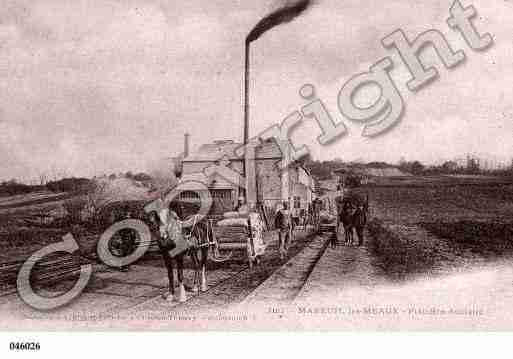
[{"xmin": 0, "ymin": 332, "xmax": 507, "ymax": 359}]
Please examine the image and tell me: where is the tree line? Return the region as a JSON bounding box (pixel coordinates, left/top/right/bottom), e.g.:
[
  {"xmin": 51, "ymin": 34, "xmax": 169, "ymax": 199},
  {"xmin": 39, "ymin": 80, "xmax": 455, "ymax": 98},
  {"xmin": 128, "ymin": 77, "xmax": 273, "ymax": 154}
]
[
  {"xmin": 0, "ymin": 171, "xmax": 154, "ymax": 197},
  {"xmin": 303, "ymin": 158, "xmax": 513, "ymax": 180}
]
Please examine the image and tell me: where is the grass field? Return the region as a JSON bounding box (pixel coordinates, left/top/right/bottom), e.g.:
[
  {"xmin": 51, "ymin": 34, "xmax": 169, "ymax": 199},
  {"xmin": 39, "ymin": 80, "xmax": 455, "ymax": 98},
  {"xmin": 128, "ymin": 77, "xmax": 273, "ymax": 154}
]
[
  {"xmin": 3, "ymin": 176, "xmax": 513, "ymax": 279},
  {"xmin": 364, "ymin": 176, "xmax": 513, "ymax": 280}
]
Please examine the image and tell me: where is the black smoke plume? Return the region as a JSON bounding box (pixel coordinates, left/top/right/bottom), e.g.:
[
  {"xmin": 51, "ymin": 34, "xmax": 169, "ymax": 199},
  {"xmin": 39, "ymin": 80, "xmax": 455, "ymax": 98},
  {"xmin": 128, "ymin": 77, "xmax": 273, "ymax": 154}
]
[{"xmin": 246, "ymin": 0, "xmax": 313, "ymax": 44}]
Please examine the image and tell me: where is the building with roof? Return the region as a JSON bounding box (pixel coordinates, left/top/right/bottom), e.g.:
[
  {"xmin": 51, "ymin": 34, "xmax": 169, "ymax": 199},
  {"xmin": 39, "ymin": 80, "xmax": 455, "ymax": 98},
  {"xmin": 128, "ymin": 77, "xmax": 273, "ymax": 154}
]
[
  {"xmin": 334, "ymin": 163, "xmax": 409, "ymax": 187},
  {"xmin": 177, "ymin": 137, "xmax": 313, "ymax": 214}
]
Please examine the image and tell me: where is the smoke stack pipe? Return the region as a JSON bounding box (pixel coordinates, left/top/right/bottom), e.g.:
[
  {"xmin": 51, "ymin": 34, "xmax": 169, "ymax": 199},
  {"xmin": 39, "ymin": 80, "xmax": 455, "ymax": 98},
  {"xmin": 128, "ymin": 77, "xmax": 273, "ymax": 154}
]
[
  {"xmin": 243, "ymin": 0, "xmax": 313, "ymax": 147},
  {"xmin": 243, "ymin": 43, "xmax": 250, "ymax": 146},
  {"xmin": 184, "ymin": 133, "xmax": 190, "ymax": 158}
]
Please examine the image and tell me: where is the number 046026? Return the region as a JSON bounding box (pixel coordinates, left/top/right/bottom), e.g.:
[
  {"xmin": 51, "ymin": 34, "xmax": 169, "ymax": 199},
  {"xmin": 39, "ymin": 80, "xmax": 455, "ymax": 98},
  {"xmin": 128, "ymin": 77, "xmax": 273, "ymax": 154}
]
[{"xmin": 9, "ymin": 342, "xmax": 41, "ymax": 351}]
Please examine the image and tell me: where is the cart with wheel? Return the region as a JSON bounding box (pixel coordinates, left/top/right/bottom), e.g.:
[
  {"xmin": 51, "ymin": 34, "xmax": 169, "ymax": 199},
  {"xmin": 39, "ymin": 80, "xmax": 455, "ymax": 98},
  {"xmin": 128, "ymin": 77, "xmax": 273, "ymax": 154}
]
[{"xmin": 208, "ymin": 211, "xmax": 266, "ymax": 268}]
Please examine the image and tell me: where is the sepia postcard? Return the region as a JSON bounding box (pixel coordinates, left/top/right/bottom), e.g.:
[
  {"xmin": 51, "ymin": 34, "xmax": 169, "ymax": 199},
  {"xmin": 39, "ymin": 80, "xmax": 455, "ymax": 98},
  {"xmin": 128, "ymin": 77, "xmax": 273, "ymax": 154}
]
[{"xmin": 1, "ymin": 0, "xmax": 512, "ymax": 338}]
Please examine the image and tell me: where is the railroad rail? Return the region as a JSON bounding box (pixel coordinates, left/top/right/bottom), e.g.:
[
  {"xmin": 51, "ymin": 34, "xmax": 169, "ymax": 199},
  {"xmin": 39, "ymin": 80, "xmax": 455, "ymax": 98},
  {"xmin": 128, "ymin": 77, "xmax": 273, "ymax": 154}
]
[
  {"xmin": 0, "ymin": 232, "xmax": 161, "ymax": 298},
  {"xmin": 0, "ymin": 229, "xmax": 318, "ymax": 315},
  {"xmin": 0, "ymin": 252, "xmax": 84, "ymax": 297}
]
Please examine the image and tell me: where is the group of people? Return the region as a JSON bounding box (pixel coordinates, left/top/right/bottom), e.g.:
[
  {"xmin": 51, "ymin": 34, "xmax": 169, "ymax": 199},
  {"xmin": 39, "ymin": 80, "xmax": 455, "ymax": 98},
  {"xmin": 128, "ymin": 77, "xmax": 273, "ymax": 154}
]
[
  {"xmin": 337, "ymin": 196, "xmax": 368, "ymax": 246},
  {"xmin": 272, "ymin": 192, "xmax": 370, "ymax": 259},
  {"xmin": 335, "ymin": 188, "xmax": 369, "ymax": 246},
  {"xmin": 112, "ymin": 192, "xmax": 368, "ymax": 301}
]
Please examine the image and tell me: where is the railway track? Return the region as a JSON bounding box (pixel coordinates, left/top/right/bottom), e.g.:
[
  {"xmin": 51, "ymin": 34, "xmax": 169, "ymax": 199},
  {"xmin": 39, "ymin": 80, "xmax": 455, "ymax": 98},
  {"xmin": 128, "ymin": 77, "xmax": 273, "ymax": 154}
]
[
  {"xmin": 0, "ymin": 229, "xmax": 321, "ymax": 318},
  {"xmin": 0, "ymin": 252, "xmax": 84, "ymax": 297},
  {"xmin": 0, "ymin": 232, "xmax": 159, "ymax": 298},
  {"xmin": 125, "ymin": 229, "xmax": 324, "ymax": 315}
]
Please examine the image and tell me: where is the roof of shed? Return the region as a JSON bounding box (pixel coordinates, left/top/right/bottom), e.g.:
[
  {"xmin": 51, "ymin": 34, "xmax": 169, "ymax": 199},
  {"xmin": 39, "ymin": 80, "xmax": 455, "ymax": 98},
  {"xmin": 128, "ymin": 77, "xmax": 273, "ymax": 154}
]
[
  {"xmin": 179, "ymin": 172, "xmax": 238, "ymax": 190},
  {"xmin": 183, "ymin": 138, "xmax": 285, "ymax": 162}
]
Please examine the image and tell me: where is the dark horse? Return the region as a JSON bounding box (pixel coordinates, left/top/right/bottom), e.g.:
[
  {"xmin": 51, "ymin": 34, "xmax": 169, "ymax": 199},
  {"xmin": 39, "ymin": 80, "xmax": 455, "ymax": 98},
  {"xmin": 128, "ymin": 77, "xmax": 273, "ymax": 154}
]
[
  {"xmin": 338, "ymin": 196, "xmax": 369, "ymax": 246},
  {"xmin": 147, "ymin": 203, "xmax": 209, "ymax": 302}
]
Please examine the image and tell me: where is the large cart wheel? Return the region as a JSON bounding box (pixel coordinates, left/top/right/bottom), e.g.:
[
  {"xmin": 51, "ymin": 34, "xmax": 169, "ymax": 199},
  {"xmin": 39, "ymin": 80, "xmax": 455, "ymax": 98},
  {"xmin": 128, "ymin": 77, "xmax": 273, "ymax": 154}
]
[
  {"xmin": 207, "ymin": 219, "xmax": 233, "ymax": 263},
  {"xmin": 107, "ymin": 229, "xmax": 139, "ymax": 258}
]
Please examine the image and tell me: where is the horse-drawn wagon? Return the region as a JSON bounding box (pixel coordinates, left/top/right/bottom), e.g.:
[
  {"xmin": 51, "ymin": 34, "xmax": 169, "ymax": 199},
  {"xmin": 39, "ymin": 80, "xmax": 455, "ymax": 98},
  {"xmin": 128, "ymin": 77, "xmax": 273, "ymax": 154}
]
[
  {"xmin": 316, "ymin": 192, "xmax": 341, "ymax": 234},
  {"xmin": 208, "ymin": 210, "xmax": 266, "ymax": 268}
]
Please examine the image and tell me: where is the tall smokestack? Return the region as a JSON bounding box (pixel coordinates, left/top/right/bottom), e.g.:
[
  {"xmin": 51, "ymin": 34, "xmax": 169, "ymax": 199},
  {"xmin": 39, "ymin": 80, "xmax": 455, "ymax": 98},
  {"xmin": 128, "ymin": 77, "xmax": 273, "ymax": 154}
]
[
  {"xmin": 184, "ymin": 133, "xmax": 190, "ymax": 158},
  {"xmin": 244, "ymin": 44, "xmax": 250, "ymax": 145},
  {"xmin": 243, "ymin": 0, "xmax": 314, "ymax": 145}
]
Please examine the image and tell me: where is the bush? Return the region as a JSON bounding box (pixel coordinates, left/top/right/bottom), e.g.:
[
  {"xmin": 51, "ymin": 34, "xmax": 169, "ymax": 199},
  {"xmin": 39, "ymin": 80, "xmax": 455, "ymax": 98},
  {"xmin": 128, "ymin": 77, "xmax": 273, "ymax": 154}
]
[
  {"xmin": 93, "ymin": 200, "xmax": 148, "ymax": 230},
  {"xmin": 46, "ymin": 178, "xmax": 94, "ymax": 193},
  {"xmin": 367, "ymin": 219, "xmax": 450, "ymax": 280},
  {"xmin": 421, "ymin": 221, "xmax": 513, "ymax": 258},
  {"xmin": 62, "ymin": 198, "xmax": 88, "ymax": 224},
  {"xmin": 132, "ymin": 173, "xmax": 152, "ymax": 182},
  {"xmin": 0, "ymin": 181, "xmax": 43, "ymax": 197}
]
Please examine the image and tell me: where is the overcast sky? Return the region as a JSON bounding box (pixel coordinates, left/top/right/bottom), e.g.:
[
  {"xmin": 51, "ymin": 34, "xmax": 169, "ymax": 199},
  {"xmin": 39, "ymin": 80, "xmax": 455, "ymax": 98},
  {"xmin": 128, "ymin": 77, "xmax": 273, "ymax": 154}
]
[{"xmin": 1, "ymin": 0, "xmax": 512, "ymax": 182}]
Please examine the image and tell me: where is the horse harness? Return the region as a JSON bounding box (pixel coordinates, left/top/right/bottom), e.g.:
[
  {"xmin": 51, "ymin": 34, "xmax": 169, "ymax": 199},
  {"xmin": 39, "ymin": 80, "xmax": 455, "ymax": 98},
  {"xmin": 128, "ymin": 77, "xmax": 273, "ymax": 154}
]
[{"xmin": 157, "ymin": 209, "xmax": 202, "ymax": 258}]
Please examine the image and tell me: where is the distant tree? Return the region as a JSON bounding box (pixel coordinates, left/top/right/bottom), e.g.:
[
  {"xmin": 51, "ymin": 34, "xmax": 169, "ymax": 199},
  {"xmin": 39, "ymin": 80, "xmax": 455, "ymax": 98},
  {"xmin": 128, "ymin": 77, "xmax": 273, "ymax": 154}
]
[
  {"xmin": 63, "ymin": 197, "xmax": 88, "ymax": 224},
  {"xmin": 398, "ymin": 160, "xmax": 425, "ymax": 175},
  {"xmin": 410, "ymin": 161, "xmax": 425, "ymax": 175},
  {"xmin": 46, "ymin": 178, "xmax": 94, "ymax": 193},
  {"xmin": 304, "ymin": 159, "xmax": 335, "ymax": 180},
  {"xmin": 466, "ymin": 157, "xmax": 480, "ymax": 174},
  {"xmin": 0, "ymin": 180, "xmax": 33, "ymax": 196},
  {"xmin": 441, "ymin": 160, "xmax": 458, "ymax": 173},
  {"xmin": 132, "ymin": 172, "xmax": 152, "ymax": 182},
  {"xmin": 83, "ymin": 180, "xmax": 116, "ymax": 225},
  {"xmin": 39, "ymin": 173, "xmax": 48, "ymax": 186},
  {"xmin": 365, "ymin": 161, "xmax": 394, "ymax": 169}
]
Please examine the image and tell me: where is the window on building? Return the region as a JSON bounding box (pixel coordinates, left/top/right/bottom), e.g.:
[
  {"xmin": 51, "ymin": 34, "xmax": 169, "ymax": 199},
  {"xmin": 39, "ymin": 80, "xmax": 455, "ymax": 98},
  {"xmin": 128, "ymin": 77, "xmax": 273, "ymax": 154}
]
[
  {"xmin": 179, "ymin": 191, "xmax": 201, "ymax": 201},
  {"xmin": 211, "ymin": 189, "xmax": 231, "ymax": 199}
]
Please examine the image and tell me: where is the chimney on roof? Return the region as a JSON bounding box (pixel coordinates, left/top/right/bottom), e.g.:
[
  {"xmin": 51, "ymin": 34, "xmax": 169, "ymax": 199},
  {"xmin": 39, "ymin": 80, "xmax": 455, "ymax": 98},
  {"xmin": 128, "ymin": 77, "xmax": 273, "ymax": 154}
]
[{"xmin": 184, "ymin": 133, "xmax": 190, "ymax": 158}]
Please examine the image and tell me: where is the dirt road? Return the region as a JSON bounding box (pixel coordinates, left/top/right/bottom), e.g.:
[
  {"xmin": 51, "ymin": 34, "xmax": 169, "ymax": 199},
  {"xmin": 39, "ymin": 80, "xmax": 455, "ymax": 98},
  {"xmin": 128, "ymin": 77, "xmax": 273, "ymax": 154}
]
[
  {"xmin": 293, "ymin": 239, "xmax": 513, "ymax": 330},
  {"xmin": 0, "ymin": 229, "xmax": 318, "ymax": 330}
]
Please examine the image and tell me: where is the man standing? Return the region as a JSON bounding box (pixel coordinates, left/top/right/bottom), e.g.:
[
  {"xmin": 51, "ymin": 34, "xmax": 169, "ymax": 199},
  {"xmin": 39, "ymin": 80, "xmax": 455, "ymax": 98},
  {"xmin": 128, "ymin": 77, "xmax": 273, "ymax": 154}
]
[{"xmin": 274, "ymin": 201, "xmax": 292, "ymax": 260}]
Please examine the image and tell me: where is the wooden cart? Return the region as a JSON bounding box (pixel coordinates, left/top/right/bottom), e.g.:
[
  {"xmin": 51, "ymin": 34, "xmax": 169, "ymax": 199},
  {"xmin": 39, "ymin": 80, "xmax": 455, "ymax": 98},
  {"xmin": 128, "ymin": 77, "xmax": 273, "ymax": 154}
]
[{"xmin": 208, "ymin": 212, "xmax": 266, "ymax": 268}]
